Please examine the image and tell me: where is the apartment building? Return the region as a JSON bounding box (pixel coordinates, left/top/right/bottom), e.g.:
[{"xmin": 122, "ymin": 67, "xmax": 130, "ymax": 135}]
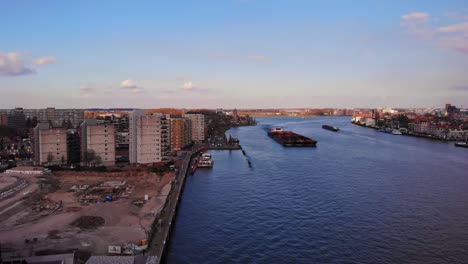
[
  {"xmin": 0, "ymin": 113, "xmax": 7, "ymax": 126},
  {"xmin": 183, "ymin": 113, "xmax": 205, "ymax": 141},
  {"xmin": 3, "ymin": 107, "xmax": 84, "ymax": 128},
  {"xmin": 34, "ymin": 123, "xmax": 68, "ymax": 165},
  {"xmin": 168, "ymin": 117, "xmax": 192, "ymax": 151},
  {"xmin": 80, "ymin": 119, "xmax": 116, "ymax": 166},
  {"xmin": 129, "ymin": 110, "xmax": 169, "ymax": 165}
]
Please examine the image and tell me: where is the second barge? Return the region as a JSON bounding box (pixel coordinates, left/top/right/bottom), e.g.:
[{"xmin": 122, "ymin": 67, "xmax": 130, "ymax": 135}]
[
  {"xmin": 268, "ymin": 128, "xmax": 317, "ymax": 147},
  {"xmin": 322, "ymin": 125, "xmax": 340, "ymax": 132}
]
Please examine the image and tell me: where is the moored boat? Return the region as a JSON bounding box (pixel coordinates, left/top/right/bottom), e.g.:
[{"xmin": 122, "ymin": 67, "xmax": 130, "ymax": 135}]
[
  {"xmin": 454, "ymin": 142, "xmax": 468, "ymax": 148},
  {"xmin": 392, "ymin": 130, "xmax": 402, "ymax": 135},
  {"xmin": 198, "ymin": 153, "xmax": 214, "ymax": 168}
]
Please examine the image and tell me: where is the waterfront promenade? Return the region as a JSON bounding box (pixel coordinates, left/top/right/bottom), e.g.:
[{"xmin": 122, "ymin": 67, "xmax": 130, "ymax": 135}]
[{"xmin": 148, "ymin": 151, "xmax": 192, "ymax": 262}]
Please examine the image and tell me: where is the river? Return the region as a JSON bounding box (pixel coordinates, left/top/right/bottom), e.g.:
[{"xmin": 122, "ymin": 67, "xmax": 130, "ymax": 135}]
[{"xmin": 165, "ymin": 116, "xmax": 468, "ymax": 264}]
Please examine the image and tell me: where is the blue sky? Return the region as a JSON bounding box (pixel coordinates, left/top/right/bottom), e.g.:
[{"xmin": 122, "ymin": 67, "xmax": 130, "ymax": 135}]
[{"xmin": 1, "ymin": 0, "xmax": 468, "ymax": 109}]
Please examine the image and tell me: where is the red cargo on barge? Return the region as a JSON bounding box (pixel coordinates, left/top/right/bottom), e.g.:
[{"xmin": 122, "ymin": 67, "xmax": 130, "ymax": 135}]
[{"xmin": 267, "ymin": 128, "xmax": 317, "ymax": 147}]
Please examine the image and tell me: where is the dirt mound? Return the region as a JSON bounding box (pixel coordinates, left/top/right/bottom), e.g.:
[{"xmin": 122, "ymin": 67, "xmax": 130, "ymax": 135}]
[{"xmin": 71, "ymin": 216, "xmax": 105, "ymax": 230}]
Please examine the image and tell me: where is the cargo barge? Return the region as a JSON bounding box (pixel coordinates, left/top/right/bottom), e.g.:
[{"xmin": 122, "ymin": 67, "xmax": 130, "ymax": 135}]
[
  {"xmin": 268, "ymin": 128, "xmax": 317, "ymax": 147},
  {"xmin": 322, "ymin": 125, "xmax": 340, "ymax": 132}
]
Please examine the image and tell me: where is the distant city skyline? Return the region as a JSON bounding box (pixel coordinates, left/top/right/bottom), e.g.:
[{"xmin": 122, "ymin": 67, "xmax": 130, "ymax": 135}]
[{"xmin": 1, "ymin": 1, "xmax": 468, "ymax": 109}]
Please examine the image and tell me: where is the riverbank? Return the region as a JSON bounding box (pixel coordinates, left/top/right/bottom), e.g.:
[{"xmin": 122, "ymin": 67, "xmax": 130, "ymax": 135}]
[
  {"xmin": 351, "ymin": 121, "xmax": 462, "ymax": 142},
  {"xmin": 148, "ymin": 151, "xmax": 192, "ymax": 263}
]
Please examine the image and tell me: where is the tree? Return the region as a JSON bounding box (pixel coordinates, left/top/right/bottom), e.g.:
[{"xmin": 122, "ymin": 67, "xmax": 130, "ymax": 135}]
[
  {"xmin": 93, "ymin": 155, "xmax": 102, "ymax": 166},
  {"xmin": 397, "ymin": 114, "xmax": 410, "ymax": 128},
  {"xmin": 85, "ymin": 149, "xmax": 96, "ymax": 166},
  {"xmin": 47, "ymin": 152, "xmax": 54, "ymax": 165},
  {"xmin": 25, "ymin": 117, "xmax": 32, "ymax": 128},
  {"xmin": 31, "ymin": 116, "xmax": 38, "ymax": 128}
]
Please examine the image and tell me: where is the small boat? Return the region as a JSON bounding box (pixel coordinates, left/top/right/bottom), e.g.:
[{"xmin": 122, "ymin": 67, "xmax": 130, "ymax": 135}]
[
  {"xmin": 454, "ymin": 142, "xmax": 468, "ymax": 148},
  {"xmin": 322, "ymin": 125, "xmax": 339, "ymax": 132},
  {"xmin": 392, "ymin": 130, "xmax": 402, "ymax": 135}
]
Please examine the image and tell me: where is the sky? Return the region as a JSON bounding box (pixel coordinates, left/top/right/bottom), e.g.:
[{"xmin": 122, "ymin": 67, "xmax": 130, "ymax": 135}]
[{"xmin": 1, "ymin": 0, "xmax": 468, "ymax": 109}]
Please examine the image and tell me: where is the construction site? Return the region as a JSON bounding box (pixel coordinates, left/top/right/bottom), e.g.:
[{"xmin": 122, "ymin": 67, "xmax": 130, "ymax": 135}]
[{"xmin": 0, "ymin": 166, "xmax": 176, "ymax": 260}]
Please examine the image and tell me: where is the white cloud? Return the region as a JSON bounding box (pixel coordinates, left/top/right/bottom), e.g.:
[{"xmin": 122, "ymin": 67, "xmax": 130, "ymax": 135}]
[
  {"xmin": 401, "ymin": 12, "xmax": 431, "ymax": 23},
  {"xmin": 0, "ymin": 51, "xmax": 35, "ymax": 76},
  {"xmin": 437, "ymin": 22, "xmax": 468, "ymax": 34},
  {"xmin": 183, "ymin": 81, "xmax": 194, "ymax": 90},
  {"xmin": 32, "ymin": 56, "xmax": 56, "ymax": 66},
  {"xmin": 121, "ymin": 79, "xmax": 137, "ymax": 89},
  {"xmin": 401, "ymin": 12, "xmax": 468, "ymax": 55},
  {"xmin": 179, "ymin": 81, "xmax": 210, "ymax": 93},
  {"xmin": 120, "ymin": 79, "xmax": 145, "ymax": 93}
]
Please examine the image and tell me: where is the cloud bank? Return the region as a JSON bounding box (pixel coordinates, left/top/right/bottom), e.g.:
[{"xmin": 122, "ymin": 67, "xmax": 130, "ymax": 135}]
[
  {"xmin": 0, "ymin": 52, "xmax": 36, "ymax": 76},
  {"xmin": 401, "ymin": 11, "xmax": 468, "ymax": 55},
  {"xmin": 0, "ymin": 51, "xmax": 56, "ymax": 77}
]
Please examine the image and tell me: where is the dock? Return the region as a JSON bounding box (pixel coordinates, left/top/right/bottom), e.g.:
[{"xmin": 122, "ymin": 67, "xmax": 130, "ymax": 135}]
[{"xmin": 206, "ymin": 145, "xmax": 242, "ymax": 150}]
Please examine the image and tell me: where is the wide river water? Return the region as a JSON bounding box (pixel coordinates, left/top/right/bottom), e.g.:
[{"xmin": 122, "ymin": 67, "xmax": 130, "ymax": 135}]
[{"xmin": 166, "ymin": 116, "xmax": 468, "ymax": 264}]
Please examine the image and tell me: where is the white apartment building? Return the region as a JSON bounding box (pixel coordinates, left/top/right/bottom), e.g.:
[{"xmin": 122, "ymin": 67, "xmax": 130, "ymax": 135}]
[
  {"xmin": 183, "ymin": 113, "xmax": 205, "ymax": 141},
  {"xmin": 129, "ymin": 110, "xmax": 169, "ymax": 165},
  {"xmin": 80, "ymin": 119, "xmax": 116, "ymax": 166},
  {"xmin": 34, "ymin": 123, "xmax": 68, "ymax": 165}
]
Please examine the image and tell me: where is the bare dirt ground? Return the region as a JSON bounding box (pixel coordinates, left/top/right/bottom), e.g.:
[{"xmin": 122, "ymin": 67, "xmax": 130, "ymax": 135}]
[
  {"xmin": 0, "ymin": 169, "xmax": 175, "ymax": 256},
  {"xmin": 0, "ymin": 175, "xmax": 18, "ymax": 191}
]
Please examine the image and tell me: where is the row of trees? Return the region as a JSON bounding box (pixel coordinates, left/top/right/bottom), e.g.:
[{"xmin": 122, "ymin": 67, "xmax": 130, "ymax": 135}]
[{"xmin": 46, "ymin": 149, "xmax": 103, "ymax": 166}]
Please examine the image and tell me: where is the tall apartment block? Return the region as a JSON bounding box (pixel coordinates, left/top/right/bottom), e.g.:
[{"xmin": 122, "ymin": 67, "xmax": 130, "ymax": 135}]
[
  {"xmin": 168, "ymin": 117, "xmax": 192, "ymax": 151},
  {"xmin": 0, "ymin": 113, "xmax": 8, "ymax": 126},
  {"xmin": 129, "ymin": 110, "xmax": 169, "ymax": 165},
  {"xmin": 7, "ymin": 107, "xmax": 26, "ymax": 130},
  {"xmin": 34, "ymin": 123, "xmax": 68, "ymax": 165},
  {"xmin": 80, "ymin": 119, "xmax": 116, "ymax": 166},
  {"xmin": 183, "ymin": 114, "xmax": 205, "ymax": 142}
]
